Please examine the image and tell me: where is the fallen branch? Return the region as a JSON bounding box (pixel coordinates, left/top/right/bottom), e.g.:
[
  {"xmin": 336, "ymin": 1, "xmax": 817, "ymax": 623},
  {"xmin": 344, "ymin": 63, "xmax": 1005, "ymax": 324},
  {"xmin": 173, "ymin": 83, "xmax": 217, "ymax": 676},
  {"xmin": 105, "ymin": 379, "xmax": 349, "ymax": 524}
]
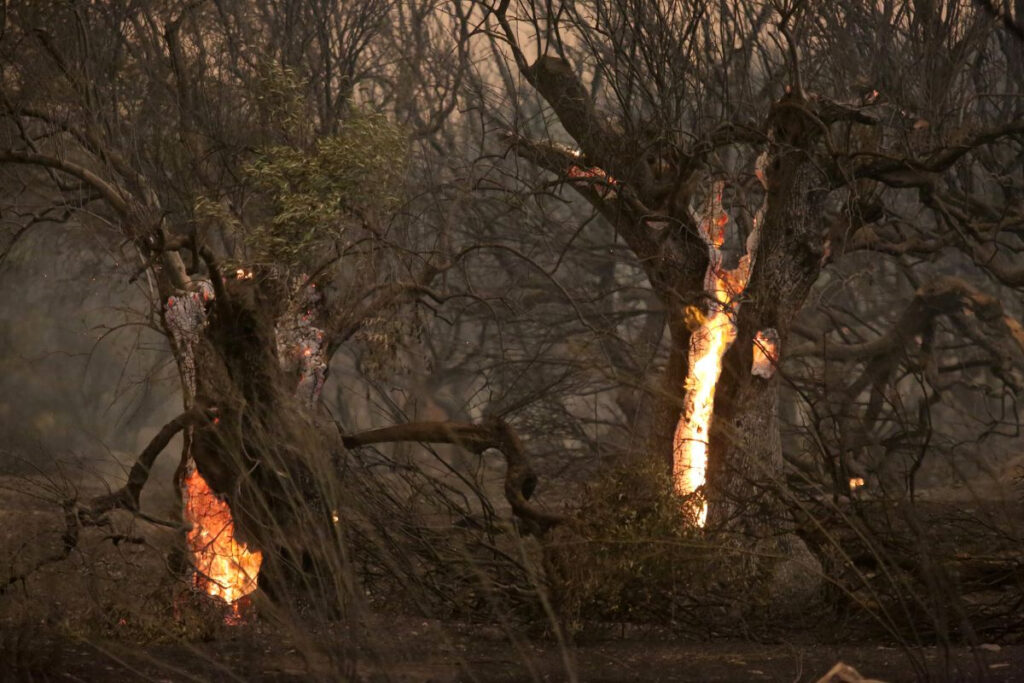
[
  {"xmin": 343, "ymin": 417, "xmax": 564, "ymax": 533},
  {"xmin": 1, "ymin": 409, "xmax": 209, "ymax": 593}
]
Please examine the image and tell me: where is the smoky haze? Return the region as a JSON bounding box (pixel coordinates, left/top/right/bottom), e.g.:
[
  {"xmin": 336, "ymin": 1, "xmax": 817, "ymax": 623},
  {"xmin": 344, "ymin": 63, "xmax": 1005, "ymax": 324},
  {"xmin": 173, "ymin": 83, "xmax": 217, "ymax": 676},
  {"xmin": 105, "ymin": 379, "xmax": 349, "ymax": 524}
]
[{"xmin": 0, "ymin": 222, "xmax": 180, "ymax": 502}]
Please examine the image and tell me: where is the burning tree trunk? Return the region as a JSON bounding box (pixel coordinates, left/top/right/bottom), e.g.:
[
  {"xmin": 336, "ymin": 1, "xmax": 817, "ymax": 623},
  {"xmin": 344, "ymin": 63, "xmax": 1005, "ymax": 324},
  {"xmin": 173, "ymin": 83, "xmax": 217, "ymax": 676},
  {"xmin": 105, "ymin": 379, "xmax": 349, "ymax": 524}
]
[
  {"xmin": 704, "ymin": 95, "xmax": 829, "ymax": 536},
  {"xmin": 492, "ymin": 33, "xmax": 842, "ymax": 554},
  {"xmin": 183, "ymin": 466, "xmax": 263, "ymax": 608},
  {"xmin": 672, "ymin": 180, "xmax": 762, "ymax": 527},
  {"xmin": 171, "ymin": 268, "xmax": 341, "ymax": 608}
]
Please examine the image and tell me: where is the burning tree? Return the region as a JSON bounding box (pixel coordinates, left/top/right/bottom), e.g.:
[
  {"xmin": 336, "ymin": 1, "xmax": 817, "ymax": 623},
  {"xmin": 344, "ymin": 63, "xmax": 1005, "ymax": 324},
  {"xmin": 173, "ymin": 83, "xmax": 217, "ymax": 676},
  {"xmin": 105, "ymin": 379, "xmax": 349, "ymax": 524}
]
[
  {"xmin": 0, "ymin": 0, "xmax": 559, "ymax": 617},
  {"xmin": 2, "ymin": 0, "xmax": 1024, "ymax": 639},
  {"xmin": 458, "ymin": 0, "xmax": 1024, "ymax": 572}
]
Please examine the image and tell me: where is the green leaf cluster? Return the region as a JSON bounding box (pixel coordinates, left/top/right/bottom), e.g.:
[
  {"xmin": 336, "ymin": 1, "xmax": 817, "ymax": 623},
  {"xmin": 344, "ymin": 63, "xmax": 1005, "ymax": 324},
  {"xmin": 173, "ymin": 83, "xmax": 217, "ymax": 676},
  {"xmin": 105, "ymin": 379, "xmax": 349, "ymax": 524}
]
[
  {"xmin": 251, "ymin": 61, "xmax": 307, "ymax": 133},
  {"xmin": 241, "ymin": 111, "xmax": 408, "ymax": 267}
]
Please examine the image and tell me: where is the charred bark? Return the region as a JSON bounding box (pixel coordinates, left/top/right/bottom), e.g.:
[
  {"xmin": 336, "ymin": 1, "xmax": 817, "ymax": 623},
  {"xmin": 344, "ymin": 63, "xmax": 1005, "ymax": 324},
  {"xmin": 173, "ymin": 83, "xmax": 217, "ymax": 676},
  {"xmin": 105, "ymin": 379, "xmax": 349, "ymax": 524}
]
[{"xmin": 706, "ymin": 92, "xmax": 830, "ymax": 535}]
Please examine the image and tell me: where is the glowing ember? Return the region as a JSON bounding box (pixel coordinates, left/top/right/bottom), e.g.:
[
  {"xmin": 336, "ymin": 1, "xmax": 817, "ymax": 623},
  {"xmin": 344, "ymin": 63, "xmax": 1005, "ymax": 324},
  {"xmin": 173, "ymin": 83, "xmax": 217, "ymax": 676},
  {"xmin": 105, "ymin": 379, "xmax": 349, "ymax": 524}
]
[
  {"xmin": 849, "ymin": 477, "xmax": 865, "ymax": 491},
  {"xmin": 183, "ymin": 466, "xmax": 263, "ymax": 605},
  {"xmin": 751, "ymin": 328, "xmax": 780, "ymax": 379},
  {"xmin": 567, "ymin": 163, "xmax": 618, "ymax": 198},
  {"xmin": 673, "ymin": 181, "xmax": 764, "ymax": 526}
]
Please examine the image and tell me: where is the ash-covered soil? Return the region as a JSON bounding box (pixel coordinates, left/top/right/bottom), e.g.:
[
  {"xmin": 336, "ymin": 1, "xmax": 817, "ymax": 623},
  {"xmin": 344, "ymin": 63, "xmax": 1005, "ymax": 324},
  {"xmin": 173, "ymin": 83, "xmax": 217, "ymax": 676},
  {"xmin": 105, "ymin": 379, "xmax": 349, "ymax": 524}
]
[
  {"xmin": 5, "ymin": 617, "xmax": 1024, "ymax": 682},
  {"xmin": 2, "ymin": 473, "xmax": 1022, "ymax": 682}
]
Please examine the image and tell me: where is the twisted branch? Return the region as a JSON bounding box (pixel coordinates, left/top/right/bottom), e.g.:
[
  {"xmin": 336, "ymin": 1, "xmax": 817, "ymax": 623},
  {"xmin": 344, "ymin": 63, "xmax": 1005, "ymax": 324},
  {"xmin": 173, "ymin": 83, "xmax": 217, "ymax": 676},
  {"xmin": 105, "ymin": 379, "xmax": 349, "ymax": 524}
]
[{"xmin": 343, "ymin": 417, "xmax": 564, "ymax": 533}]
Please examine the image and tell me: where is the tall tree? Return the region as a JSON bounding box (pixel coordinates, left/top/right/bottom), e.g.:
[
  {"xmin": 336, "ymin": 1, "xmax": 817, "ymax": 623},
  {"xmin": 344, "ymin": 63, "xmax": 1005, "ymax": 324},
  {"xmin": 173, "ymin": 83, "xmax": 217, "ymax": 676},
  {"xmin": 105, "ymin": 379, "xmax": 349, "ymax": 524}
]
[
  {"xmin": 0, "ymin": 0, "xmax": 512, "ymax": 601},
  {"xmin": 455, "ymin": 0, "xmax": 1024, "ymax": 542}
]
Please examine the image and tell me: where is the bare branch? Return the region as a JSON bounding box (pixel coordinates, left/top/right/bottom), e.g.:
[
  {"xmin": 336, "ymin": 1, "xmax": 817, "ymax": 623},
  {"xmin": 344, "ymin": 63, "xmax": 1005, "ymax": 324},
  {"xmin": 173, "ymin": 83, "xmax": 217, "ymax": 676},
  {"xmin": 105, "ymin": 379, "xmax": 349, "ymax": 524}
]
[
  {"xmin": 1, "ymin": 409, "xmax": 210, "ymax": 594},
  {"xmin": 87, "ymin": 408, "xmax": 213, "ymax": 517},
  {"xmin": 343, "ymin": 417, "xmax": 564, "ymax": 533},
  {"xmin": 847, "ymin": 119, "xmax": 1024, "ymax": 187},
  {"xmin": 791, "ymin": 277, "xmax": 1024, "ymax": 373},
  {"xmin": 0, "ymin": 149, "xmax": 131, "ymax": 215}
]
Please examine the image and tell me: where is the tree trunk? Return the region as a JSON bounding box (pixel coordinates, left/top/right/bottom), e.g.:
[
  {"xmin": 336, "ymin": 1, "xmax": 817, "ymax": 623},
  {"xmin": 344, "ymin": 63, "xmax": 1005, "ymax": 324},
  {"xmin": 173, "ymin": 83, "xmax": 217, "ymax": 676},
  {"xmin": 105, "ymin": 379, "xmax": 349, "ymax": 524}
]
[
  {"xmin": 168, "ymin": 272, "xmax": 342, "ymax": 604},
  {"xmin": 648, "ymin": 312, "xmax": 694, "ymax": 472},
  {"xmin": 700, "ymin": 98, "xmax": 830, "ymax": 605}
]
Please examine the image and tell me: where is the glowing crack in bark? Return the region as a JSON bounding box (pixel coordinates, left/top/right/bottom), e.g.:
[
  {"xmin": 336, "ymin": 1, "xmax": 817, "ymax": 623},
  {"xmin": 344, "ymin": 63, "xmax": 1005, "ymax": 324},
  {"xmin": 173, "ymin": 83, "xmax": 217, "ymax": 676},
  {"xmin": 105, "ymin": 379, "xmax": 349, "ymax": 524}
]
[
  {"xmin": 567, "ymin": 163, "xmax": 618, "ymax": 198},
  {"xmin": 183, "ymin": 465, "xmax": 263, "ymax": 606},
  {"xmin": 559, "ymin": 146, "xmax": 619, "ymax": 199},
  {"xmin": 673, "ymin": 178, "xmax": 765, "ymax": 526}
]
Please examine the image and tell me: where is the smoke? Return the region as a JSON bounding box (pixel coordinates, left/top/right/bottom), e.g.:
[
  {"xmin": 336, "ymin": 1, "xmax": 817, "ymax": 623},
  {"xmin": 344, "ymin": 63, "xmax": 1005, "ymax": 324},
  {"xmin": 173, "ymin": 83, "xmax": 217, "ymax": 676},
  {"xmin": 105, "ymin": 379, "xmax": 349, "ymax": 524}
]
[{"xmin": 0, "ymin": 223, "xmax": 180, "ymax": 490}]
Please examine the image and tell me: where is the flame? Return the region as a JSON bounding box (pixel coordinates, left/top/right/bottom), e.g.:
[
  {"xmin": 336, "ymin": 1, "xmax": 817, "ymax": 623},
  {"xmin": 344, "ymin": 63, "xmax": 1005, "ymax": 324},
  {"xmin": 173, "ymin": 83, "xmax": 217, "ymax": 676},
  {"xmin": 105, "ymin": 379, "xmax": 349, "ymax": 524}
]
[
  {"xmin": 673, "ymin": 266, "xmax": 742, "ymax": 527},
  {"xmin": 183, "ymin": 465, "xmax": 263, "ymax": 605},
  {"xmin": 673, "ymin": 181, "xmax": 763, "ymax": 527},
  {"xmin": 849, "ymin": 477, "xmax": 865, "ymax": 491}
]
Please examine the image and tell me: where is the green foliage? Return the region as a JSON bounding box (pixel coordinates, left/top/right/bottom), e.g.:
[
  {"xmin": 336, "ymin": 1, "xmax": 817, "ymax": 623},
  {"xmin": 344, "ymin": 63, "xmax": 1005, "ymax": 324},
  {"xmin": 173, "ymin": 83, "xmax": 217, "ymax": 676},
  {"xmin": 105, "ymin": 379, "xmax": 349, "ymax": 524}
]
[
  {"xmin": 238, "ymin": 111, "xmax": 408, "ymax": 268},
  {"xmin": 250, "ymin": 61, "xmax": 308, "ymax": 134}
]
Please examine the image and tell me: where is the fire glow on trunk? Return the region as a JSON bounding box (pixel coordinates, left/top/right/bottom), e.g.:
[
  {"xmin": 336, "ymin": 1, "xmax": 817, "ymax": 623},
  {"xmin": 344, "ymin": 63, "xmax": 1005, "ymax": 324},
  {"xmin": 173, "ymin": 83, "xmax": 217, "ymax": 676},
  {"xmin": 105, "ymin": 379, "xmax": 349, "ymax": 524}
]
[
  {"xmin": 183, "ymin": 466, "xmax": 263, "ymax": 606},
  {"xmin": 673, "ymin": 180, "xmax": 764, "ymax": 526},
  {"xmin": 169, "ymin": 270, "xmax": 325, "ymax": 615}
]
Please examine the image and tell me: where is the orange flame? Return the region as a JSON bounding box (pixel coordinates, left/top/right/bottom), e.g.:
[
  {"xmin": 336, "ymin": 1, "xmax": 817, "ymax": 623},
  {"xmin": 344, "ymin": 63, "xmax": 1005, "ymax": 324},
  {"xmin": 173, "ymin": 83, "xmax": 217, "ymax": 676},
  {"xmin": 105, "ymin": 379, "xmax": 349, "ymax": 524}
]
[
  {"xmin": 183, "ymin": 466, "xmax": 263, "ymax": 605},
  {"xmin": 673, "ymin": 181, "xmax": 763, "ymax": 527},
  {"xmin": 673, "ymin": 265, "xmax": 742, "ymax": 526}
]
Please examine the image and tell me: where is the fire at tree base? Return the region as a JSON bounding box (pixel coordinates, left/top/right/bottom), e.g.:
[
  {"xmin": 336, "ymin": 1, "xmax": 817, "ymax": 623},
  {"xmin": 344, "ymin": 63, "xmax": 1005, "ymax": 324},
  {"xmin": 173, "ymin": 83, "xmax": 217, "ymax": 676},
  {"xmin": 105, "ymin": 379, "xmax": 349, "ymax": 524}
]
[{"xmin": 183, "ymin": 465, "xmax": 263, "ymax": 617}]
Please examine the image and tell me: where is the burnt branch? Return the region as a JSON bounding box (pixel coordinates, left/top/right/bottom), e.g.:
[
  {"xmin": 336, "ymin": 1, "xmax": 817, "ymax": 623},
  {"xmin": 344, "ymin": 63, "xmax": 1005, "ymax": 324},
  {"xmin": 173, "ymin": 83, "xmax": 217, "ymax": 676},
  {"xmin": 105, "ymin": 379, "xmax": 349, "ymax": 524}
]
[
  {"xmin": 503, "ymin": 133, "xmax": 674, "ymax": 267},
  {"xmin": 843, "ymin": 119, "xmax": 1024, "ymax": 188},
  {"xmin": 488, "ymin": 3, "xmax": 621, "ymax": 170},
  {"xmin": 327, "ymin": 262, "xmax": 447, "ymax": 356},
  {"xmin": 966, "ymin": 240, "xmax": 1024, "ymax": 288},
  {"xmin": 793, "ymin": 277, "xmax": 1024, "ymax": 407},
  {"xmin": 792, "ymin": 276, "xmax": 1024, "ymax": 363},
  {"xmin": 3, "ymin": 105, "xmax": 156, "ymax": 198},
  {"xmin": 521, "ymin": 55, "xmax": 619, "ymax": 166},
  {"xmin": 86, "ymin": 408, "xmax": 213, "ymax": 518},
  {"xmin": 343, "ymin": 417, "xmax": 564, "ymax": 533},
  {"xmin": 503, "ymin": 133, "xmax": 582, "ymax": 177},
  {"xmin": 1, "ymin": 410, "xmax": 209, "ymax": 594}
]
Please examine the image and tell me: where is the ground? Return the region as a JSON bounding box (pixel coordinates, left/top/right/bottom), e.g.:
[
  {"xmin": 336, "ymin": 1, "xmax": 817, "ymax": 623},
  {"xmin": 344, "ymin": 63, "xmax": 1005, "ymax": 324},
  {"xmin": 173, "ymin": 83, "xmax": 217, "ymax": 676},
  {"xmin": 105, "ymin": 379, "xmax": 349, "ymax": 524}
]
[
  {"xmin": 6, "ymin": 620, "xmax": 1024, "ymax": 681},
  {"xmin": 2, "ymin": 473, "xmax": 1022, "ymax": 682}
]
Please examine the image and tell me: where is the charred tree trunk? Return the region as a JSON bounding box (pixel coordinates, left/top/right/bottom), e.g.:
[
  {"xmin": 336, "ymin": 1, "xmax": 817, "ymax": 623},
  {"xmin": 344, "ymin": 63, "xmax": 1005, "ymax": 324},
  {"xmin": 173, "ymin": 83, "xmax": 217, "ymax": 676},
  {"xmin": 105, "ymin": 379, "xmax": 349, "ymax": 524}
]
[
  {"xmin": 707, "ymin": 93, "xmax": 827, "ymax": 535},
  {"xmin": 696, "ymin": 94, "xmax": 830, "ymax": 605},
  {"xmin": 165, "ymin": 269, "xmax": 342, "ymax": 604}
]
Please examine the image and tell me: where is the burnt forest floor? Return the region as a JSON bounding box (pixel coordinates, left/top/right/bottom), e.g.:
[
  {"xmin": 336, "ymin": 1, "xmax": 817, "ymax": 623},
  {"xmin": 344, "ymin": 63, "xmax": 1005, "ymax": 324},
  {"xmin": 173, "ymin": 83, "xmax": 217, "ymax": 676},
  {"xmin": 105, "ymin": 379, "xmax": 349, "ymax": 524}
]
[{"xmin": 2, "ymin": 472, "xmax": 1023, "ymax": 682}]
